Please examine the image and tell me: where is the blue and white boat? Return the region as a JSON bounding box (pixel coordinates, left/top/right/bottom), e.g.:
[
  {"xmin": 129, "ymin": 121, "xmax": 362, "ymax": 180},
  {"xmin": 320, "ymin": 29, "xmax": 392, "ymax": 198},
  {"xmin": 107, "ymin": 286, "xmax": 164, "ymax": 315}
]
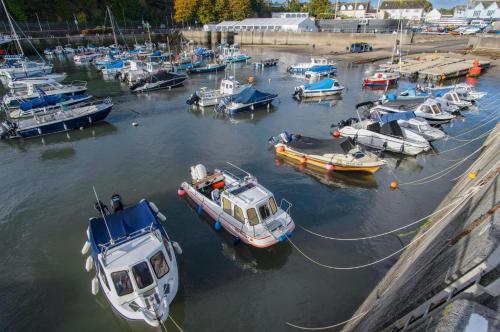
[
  {"xmin": 8, "ymin": 94, "xmax": 92, "ymax": 119},
  {"xmin": 214, "ymin": 86, "xmax": 277, "ymax": 114},
  {"xmin": 218, "ymin": 46, "xmax": 251, "ymax": 63},
  {"xmin": 382, "ymin": 87, "xmax": 429, "ymax": 104},
  {"xmin": 187, "ymin": 63, "xmax": 226, "ymax": 74},
  {"xmin": 0, "ymin": 98, "xmax": 113, "ymax": 139},
  {"xmin": 293, "ymin": 78, "xmax": 344, "ymax": 98},
  {"xmin": 287, "ymin": 57, "xmax": 336, "ymax": 76},
  {"xmin": 81, "ymin": 193, "xmax": 181, "ymax": 327},
  {"xmin": 101, "ymin": 60, "xmax": 127, "ymax": 76}
]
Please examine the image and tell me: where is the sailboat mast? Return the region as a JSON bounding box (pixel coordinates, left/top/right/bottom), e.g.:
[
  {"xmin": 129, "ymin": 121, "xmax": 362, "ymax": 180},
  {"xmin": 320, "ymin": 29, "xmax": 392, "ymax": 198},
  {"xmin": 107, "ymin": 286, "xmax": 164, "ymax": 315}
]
[
  {"xmin": 1, "ymin": 0, "xmax": 23, "ymax": 56},
  {"xmin": 107, "ymin": 6, "xmax": 118, "ymax": 47}
]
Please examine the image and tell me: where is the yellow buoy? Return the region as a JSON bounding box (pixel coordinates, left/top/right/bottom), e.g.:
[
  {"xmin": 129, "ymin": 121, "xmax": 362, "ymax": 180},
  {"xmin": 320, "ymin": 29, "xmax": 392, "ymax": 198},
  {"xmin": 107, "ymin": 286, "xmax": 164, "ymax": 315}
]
[
  {"xmin": 390, "ymin": 181, "xmax": 398, "ymax": 190},
  {"xmin": 468, "ymin": 172, "xmax": 477, "ymax": 180}
]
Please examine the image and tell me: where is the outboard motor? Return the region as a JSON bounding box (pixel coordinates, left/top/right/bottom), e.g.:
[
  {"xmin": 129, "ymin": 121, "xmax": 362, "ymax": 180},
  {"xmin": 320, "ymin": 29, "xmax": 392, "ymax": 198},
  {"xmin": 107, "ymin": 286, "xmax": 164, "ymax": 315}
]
[
  {"xmin": 94, "ymin": 200, "xmax": 110, "ymax": 215},
  {"xmin": 0, "ymin": 120, "xmax": 17, "ymax": 139},
  {"xmin": 292, "ymin": 87, "xmax": 302, "ymax": 98},
  {"xmin": 111, "ymin": 194, "xmax": 124, "ymax": 213},
  {"xmin": 186, "ymin": 92, "xmax": 200, "ymax": 105}
]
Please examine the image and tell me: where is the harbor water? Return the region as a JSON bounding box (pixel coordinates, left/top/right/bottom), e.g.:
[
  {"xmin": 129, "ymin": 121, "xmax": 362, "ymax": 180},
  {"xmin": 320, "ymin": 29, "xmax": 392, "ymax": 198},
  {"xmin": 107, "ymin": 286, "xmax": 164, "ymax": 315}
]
[{"xmin": 0, "ymin": 47, "xmax": 498, "ymax": 331}]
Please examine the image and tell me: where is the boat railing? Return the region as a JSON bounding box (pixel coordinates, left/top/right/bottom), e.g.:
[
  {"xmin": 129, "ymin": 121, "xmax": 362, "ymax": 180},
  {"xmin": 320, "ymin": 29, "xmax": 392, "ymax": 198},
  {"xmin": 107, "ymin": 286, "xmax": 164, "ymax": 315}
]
[{"xmin": 279, "ymin": 198, "xmax": 292, "ymax": 216}]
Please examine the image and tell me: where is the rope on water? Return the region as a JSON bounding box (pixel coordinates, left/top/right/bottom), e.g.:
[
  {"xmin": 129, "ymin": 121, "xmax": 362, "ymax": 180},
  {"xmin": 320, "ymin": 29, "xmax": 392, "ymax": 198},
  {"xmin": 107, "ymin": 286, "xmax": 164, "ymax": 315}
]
[
  {"xmin": 286, "ymin": 311, "xmax": 368, "ymax": 330},
  {"xmin": 286, "ymin": 186, "xmax": 481, "ymax": 271},
  {"xmin": 297, "ymin": 195, "xmax": 466, "ymax": 241},
  {"xmin": 433, "ymin": 128, "xmax": 495, "ymax": 155},
  {"xmin": 448, "ymin": 114, "xmax": 499, "ymax": 139},
  {"xmin": 169, "ymin": 315, "xmax": 185, "ymax": 332}
]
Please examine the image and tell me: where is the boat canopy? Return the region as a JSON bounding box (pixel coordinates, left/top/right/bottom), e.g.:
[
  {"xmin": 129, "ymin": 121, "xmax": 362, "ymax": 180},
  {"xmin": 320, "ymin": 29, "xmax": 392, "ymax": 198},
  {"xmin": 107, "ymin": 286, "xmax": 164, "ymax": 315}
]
[
  {"xmin": 89, "ymin": 200, "xmax": 163, "ymax": 254},
  {"xmin": 303, "ymin": 78, "xmax": 336, "ymax": 90},
  {"xmin": 229, "ymin": 87, "xmax": 277, "ymax": 104},
  {"xmin": 309, "ymin": 65, "xmax": 336, "ymax": 72},
  {"xmin": 380, "ymin": 111, "xmax": 416, "ymax": 123},
  {"xmin": 286, "ymin": 136, "xmax": 356, "ymax": 154},
  {"xmin": 19, "ymin": 94, "xmax": 88, "ymax": 112},
  {"xmin": 104, "ymin": 60, "xmax": 124, "ymax": 69}
]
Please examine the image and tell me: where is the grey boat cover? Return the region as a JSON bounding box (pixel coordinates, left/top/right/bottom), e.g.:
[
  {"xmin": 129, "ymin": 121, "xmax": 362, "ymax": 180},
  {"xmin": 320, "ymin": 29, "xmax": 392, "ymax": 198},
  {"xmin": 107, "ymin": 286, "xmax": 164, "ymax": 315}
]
[{"xmin": 287, "ymin": 136, "xmax": 355, "ymax": 155}]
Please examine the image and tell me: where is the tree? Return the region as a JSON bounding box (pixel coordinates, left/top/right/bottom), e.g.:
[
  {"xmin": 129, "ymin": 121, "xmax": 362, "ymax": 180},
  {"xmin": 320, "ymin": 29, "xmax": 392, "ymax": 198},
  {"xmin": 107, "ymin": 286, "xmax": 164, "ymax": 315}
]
[
  {"xmin": 308, "ymin": 0, "xmax": 329, "ymax": 18},
  {"xmin": 288, "ymin": 0, "xmax": 301, "ymax": 12},
  {"xmin": 174, "ymin": 0, "xmax": 198, "ymax": 23},
  {"xmin": 197, "ymin": 0, "xmax": 216, "ymax": 24},
  {"xmin": 230, "ymin": 0, "xmax": 252, "ymax": 20},
  {"xmin": 215, "ymin": 0, "xmax": 231, "ymax": 21}
]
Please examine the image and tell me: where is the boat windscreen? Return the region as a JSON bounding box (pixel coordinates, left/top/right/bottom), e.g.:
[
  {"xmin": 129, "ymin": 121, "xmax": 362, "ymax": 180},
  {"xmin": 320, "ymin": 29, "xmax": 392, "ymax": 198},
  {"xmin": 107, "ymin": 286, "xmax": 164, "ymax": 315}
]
[
  {"xmin": 380, "ymin": 121, "xmax": 403, "ymax": 137},
  {"xmin": 229, "ymin": 183, "xmax": 255, "ymax": 196},
  {"xmin": 380, "ymin": 111, "xmax": 416, "ymax": 123}
]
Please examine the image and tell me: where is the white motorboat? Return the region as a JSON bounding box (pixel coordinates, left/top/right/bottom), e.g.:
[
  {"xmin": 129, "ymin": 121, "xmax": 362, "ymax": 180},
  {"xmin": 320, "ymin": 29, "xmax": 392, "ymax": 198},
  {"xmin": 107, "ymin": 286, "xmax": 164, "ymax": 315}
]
[
  {"xmin": 370, "ymin": 106, "xmax": 446, "ymax": 142},
  {"xmin": 0, "ymin": 60, "xmax": 53, "ymax": 80},
  {"xmin": 218, "ymin": 45, "xmax": 251, "ymax": 63},
  {"xmin": 214, "ymin": 86, "xmax": 278, "ymax": 114},
  {"xmin": 288, "ymin": 57, "xmax": 336, "ymax": 76},
  {"xmin": 82, "ymin": 193, "xmax": 181, "ymax": 327},
  {"xmin": 180, "ymin": 163, "xmax": 295, "ymax": 248},
  {"xmin": 186, "ymin": 77, "xmax": 249, "ymax": 107},
  {"xmin": 74, "ymin": 52, "xmax": 99, "ymax": 64},
  {"xmin": 337, "ymin": 118, "xmax": 430, "ymax": 156},
  {"xmin": 130, "ymin": 71, "xmax": 187, "ymax": 93},
  {"xmin": 435, "ymin": 91, "xmax": 473, "ymax": 109},
  {"xmin": 7, "ymin": 73, "xmax": 68, "ymax": 89},
  {"xmin": 412, "ymin": 99, "xmax": 456, "ymax": 124},
  {"xmin": 54, "ymin": 45, "xmax": 64, "ymax": 55},
  {"xmin": 3, "ymin": 80, "xmax": 88, "ymax": 108},
  {"xmin": 427, "ymin": 83, "xmax": 487, "ymax": 102},
  {"xmin": 293, "ymin": 78, "xmax": 344, "ymax": 98}
]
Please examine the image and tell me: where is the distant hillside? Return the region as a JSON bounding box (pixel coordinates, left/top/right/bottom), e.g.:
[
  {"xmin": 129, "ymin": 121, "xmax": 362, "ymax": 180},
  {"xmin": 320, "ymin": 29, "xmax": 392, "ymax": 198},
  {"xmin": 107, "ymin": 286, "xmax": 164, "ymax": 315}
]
[{"xmin": 3, "ymin": 0, "xmax": 174, "ymax": 26}]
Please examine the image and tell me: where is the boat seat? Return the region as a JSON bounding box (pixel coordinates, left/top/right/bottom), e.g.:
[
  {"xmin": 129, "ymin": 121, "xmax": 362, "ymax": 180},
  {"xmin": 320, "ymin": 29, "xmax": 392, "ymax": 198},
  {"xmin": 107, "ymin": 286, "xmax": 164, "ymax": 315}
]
[{"xmin": 211, "ymin": 189, "xmax": 221, "ymax": 204}]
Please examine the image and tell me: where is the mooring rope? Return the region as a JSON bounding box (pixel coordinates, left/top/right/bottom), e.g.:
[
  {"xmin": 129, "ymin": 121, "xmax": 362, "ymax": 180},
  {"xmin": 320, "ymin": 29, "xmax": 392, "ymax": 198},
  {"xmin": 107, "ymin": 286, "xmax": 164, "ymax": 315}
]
[
  {"xmin": 169, "ymin": 315, "xmax": 185, "ymax": 332},
  {"xmin": 286, "ymin": 311, "xmax": 368, "ymax": 330},
  {"xmin": 433, "ymin": 128, "xmax": 495, "ymax": 155},
  {"xmin": 448, "ymin": 114, "xmax": 499, "ymax": 140},
  {"xmin": 297, "ymin": 194, "xmax": 465, "ymax": 241}
]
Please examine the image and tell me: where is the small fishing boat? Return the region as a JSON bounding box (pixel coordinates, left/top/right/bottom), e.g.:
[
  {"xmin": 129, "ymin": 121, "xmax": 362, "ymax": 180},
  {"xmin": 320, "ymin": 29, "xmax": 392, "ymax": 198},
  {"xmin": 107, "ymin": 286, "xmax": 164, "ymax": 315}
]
[
  {"xmin": 214, "ymin": 86, "xmax": 278, "ymax": 114},
  {"xmin": 0, "ymin": 60, "xmax": 53, "ymax": 80},
  {"xmin": 287, "ymin": 57, "xmax": 336, "ymax": 75},
  {"xmin": 179, "ymin": 163, "xmax": 295, "ymax": 248},
  {"xmin": 101, "ymin": 60, "xmax": 128, "ymax": 76},
  {"xmin": 187, "ymin": 63, "xmax": 226, "ymax": 74},
  {"xmin": 382, "ymin": 87, "xmax": 429, "ymax": 103},
  {"xmin": 253, "ymin": 59, "xmax": 279, "ymax": 68},
  {"xmin": 370, "ymin": 106, "xmax": 446, "ymax": 142},
  {"xmin": 8, "ymin": 73, "xmax": 68, "ymax": 89},
  {"xmin": 269, "ymin": 131, "xmax": 384, "ymax": 174},
  {"xmin": 82, "ymin": 192, "xmax": 181, "ymax": 327},
  {"xmin": 434, "ymin": 90, "xmax": 473, "ymax": 109},
  {"xmin": 174, "ymin": 60, "xmax": 203, "ymax": 71},
  {"xmin": 186, "ymin": 78, "xmax": 249, "ymax": 107},
  {"xmin": 0, "ymin": 98, "xmax": 113, "ymax": 139},
  {"xmin": 293, "ymin": 78, "xmax": 344, "ymax": 99},
  {"xmin": 218, "ymin": 46, "xmax": 251, "ymax": 63},
  {"xmin": 304, "ymin": 65, "xmax": 337, "ymax": 78},
  {"xmin": 363, "ymin": 72, "xmax": 399, "ymax": 87},
  {"xmin": 335, "ymin": 107, "xmax": 430, "ymax": 156},
  {"xmin": 8, "ymin": 94, "xmax": 92, "ymax": 119},
  {"xmin": 74, "ymin": 52, "xmax": 99, "ymax": 64},
  {"xmin": 130, "ymin": 71, "xmax": 187, "ymax": 93},
  {"xmin": 3, "ymin": 81, "xmax": 88, "ymax": 108}
]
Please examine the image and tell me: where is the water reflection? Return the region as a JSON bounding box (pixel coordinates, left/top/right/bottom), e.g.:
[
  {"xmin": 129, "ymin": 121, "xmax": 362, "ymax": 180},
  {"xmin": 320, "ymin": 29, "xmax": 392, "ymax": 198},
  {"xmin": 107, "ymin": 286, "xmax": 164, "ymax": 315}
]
[
  {"xmin": 40, "ymin": 147, "xmax": 76, "ymax": 161},
  {"xmin": 187, "ymin": 105, "xmax": 278, "ymax": 123},
  {"xmin": 274, "ymin": 156, "xmax": 378, "ymax": 190},
  {"xmin": 294, "ymin": 94, "xmax": 342, "ymax": 107}
]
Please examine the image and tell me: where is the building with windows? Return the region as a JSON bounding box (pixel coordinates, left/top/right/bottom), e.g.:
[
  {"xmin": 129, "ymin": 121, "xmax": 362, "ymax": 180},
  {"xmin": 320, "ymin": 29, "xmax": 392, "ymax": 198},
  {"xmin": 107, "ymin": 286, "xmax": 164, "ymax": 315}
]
[
  {"xmin": 205, "ymin": 16, "xmax": 318, "ymax": 32},
  {"xmin": 424, "ymin": 8, "xmax": 442, "ymax": 22},
  {"xmin": 271, "ymin": 12, "xmax": 309, "ymax": 19},
  {"xmin": 377, "ymin": 0, "xmax": 427, "ymax": 20},
  {"xmin": 465, "ymin": 1, "xmax": 500, "ymax": 20},
  {"xmin": 332, "ymin": 2, "xmax": 371, "ymax": 18}
]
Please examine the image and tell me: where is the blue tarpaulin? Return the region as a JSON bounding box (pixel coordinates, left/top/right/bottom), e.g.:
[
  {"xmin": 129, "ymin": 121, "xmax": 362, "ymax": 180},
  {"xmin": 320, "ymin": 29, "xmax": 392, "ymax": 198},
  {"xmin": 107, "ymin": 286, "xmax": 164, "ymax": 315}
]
[
  {"xmin": 104, "ymin": 60, "xmax": 124, "ymax": 69},
  {"xmin": 380, "ymin": 111, "xmax": 416, "ymax": 123},
  {"xmin": 309, "ymin": 65, "xmax": 336, "ymax": 73},
  {"xmin": 19, "ymin": 94, "xmax": 88, "ymax": 112},
  {"xmin": 230, "ymin": 86, "xmax": 277, "ymax": 104},
  {"xmin": 89, "ymin": 200, "xmax": 162, "ymax": 254},
  {"xmin": 303, "ymin": 78, "xmax": 336, "ymax": 90}
]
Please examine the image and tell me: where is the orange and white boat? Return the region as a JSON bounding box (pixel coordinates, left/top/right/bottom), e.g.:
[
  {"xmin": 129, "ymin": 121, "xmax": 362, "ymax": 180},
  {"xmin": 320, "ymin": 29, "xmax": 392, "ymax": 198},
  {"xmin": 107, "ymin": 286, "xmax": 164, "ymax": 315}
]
[{"xmin": 363, "ymin": 71, "xmax": 399, "ymax": 87}]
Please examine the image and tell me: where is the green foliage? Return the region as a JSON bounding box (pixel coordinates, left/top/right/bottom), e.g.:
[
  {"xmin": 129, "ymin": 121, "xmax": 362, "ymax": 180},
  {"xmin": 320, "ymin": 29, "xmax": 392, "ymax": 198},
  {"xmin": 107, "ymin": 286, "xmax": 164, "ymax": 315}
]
[
  {"xmin": 174, "ymin": 0, "xmax": 198, "ymax": 23},
  {"xmin": 230, "ymin": 0, "xmax": 252, "ymax": 20},
  {"xmin": 438, "ymin": 8, "xmax": 454, "ymax": 15},
  {"xmin": 197, "ymin": 0, "xmax": 216, "ymax": 24},
  {"xmin": 288, "ymin": 0, "xmax": 302, "ymax": 12},
  {"xmin": 308, "ymin": 0, "xmax": 329, "ymax": 17},
  {"xmin": 5, "ymin": 0, "xmax": 28, "ymax": 21},
  {"xmin": 215, "ymin": 0, "xmax": 232, "ymax": 21}
]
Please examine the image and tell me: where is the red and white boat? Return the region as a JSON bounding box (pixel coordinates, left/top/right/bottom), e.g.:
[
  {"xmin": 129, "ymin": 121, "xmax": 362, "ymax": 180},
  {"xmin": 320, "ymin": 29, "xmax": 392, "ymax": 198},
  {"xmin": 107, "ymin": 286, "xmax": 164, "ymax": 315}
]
[{"xmin": 363, "ymin": 72, "xmax": 400, "ymax": 87}]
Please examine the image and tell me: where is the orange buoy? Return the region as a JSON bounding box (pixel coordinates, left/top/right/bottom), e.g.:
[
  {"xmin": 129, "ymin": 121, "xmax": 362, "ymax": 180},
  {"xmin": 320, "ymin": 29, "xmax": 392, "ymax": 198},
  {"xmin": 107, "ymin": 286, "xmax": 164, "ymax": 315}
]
[
  {"xmin": 332, "ymin": 130, "xmax": 341, "ymax": 138},
  {"xmin": 248, "ymin": 76, "xmax": 255, "ymax": 83},
  {"xmin": 177, "ymin": 187, "xmax": 186, "ymax": 197},
  {"xmin": 468, "ymin": 172, "xmax": 477, "ymax": 180},
  {"xmin": 299, "ymin": 156, "xmax": 307, "ymax": 164},
  {"xmin": 276, "ymin": 145, "xmax": 285, "ymax": 153},
  {"xmin": 468, "ymin": 66, "xmax": 481, "ymax": 77},
  {"xmin": 473, "ymin": 58, "xmax": 480, "ymax": 67},
  {"xmin": 390, "ymin": 181, "xmax": 398, "ymax": 190}
]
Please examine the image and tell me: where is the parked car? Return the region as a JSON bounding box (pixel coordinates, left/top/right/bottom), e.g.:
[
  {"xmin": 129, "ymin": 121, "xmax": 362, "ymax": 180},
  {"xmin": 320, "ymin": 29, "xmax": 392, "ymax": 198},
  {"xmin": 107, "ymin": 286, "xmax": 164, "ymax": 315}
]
[{"xmin": 350, "ymin": 42, "xmax": 373, "ymax": 53}]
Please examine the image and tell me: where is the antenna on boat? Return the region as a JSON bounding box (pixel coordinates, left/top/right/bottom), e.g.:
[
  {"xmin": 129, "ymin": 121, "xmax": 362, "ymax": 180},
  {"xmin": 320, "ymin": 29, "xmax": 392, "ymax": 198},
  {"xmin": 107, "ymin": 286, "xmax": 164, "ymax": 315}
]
[{"xmin": 93, "ymin": 186, "xmax": 114, "ymax": 245}]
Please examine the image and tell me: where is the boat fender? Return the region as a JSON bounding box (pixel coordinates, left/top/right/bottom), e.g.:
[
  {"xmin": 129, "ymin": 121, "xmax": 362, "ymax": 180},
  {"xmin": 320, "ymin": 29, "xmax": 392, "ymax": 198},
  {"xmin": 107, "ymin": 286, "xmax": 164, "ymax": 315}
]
[
  {"xmin": 214, "ymin": 220, "xmax": 222, "ymax": 231},
  {"xmin": 325, "ymin": 162, "xmax": 334, "ymax": 171},
  {"xmin": 332, "ymin": 130, "xmax": 340, "ymax": 138},
  {"xmin": 390, "ymin": 181, "xmax": 398, "ymax": 190},
  {"xmin": 173, "ymin": 241, "xmax": 183, "ymax": 255},
  {"xmin": 86, "ymin": 227, "xmax": 90, "ymax": 239},
  {"xmin": 197, "ymin": 205, "xmax": 203, "ymax": 215},
  {"xmin": 149, "ymin": 202, "xmax": 159, "ymax": 213},
  {"xmin": 81, "ymin": 240, "xmax": 91, "ymax": 255},
  {"xmin": 299, "ymin": 156, "xmax": 307, "ymax": 165},
  {"xmin": 177, "ymin": 188, "xmax": 186, "ymax": 197},
  {"xmin": 91, "ymin": 277, "xmax": 99, "ymax": 295},
  {"xmin": 157, "ymin": 212, "xmax": 167, "ymax": 222},
  {"xmin": 85, "ymin": 256, "xmax": 94, "ymax": 272},
  {"xmin": 468, "ymin": 172, "xmax": 477, "ymax": 180},
  {"xmin": 276, "ymin": 145, "xmax": 285, "ymax": 153}
]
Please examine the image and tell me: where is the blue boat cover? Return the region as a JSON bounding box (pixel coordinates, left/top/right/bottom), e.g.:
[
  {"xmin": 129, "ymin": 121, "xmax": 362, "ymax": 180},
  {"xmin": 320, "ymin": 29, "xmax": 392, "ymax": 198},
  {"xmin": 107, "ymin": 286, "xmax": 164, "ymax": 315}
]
[
  {"xmin": 303, "ymin": 78, "xmax": 335, "ymax": 90},
  {"xmin": 89, "ymin": 200, "xmax": 161, "ymax": 254},
  {"xmin": 19, "ymin": 94, "xmax": 88, "ymax": 112},
  {"xmin": 230, "ymin": 86, "xmax": 277, "ymax": 104},
  {"xmin": 380, "ymin": 111, "xmax": 416, "ymax": 123},
  {"xmin": 104, "ymin": 60, "xmax": 124, "ymax": 69},
  {"xmin": 309, "ymin": 65, "xmax": 336, "ymax": 72}
]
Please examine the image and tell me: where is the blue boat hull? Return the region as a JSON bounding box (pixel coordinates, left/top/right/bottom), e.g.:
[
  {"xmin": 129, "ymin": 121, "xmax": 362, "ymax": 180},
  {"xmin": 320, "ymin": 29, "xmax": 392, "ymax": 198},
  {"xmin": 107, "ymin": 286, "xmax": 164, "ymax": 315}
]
[
  {"xmin": 17, "ymin": 105, "xmax": 113, "ymax": 138},
  {"xmin": 188, "ymin": 64, "xmax": 226, "ymax": 74}
]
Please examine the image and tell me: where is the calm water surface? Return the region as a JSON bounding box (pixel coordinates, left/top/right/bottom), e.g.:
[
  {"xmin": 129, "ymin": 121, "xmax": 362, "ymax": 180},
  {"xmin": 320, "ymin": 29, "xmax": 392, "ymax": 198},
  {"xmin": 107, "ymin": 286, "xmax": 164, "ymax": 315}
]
[{"xmin": 0, "ymin": 47, "xmax": 498, "ymax": 332}]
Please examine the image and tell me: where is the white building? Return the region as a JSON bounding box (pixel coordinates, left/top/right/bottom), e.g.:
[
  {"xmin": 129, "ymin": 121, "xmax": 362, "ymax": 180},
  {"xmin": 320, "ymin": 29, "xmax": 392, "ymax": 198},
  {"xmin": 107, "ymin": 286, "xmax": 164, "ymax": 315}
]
[
  {"xmin": 425, "ymin": 8, "xmax": 442, "ymax": 22},
  {"xmin": 271, "ymin": 12, "xmax": 309, "ymax": 19},
  {"xmin": 377, "ymin": 0, "xmax": 426, "ymax": 20},
  {"xmin": 465, "ymin": 1, "xmax": 500, "ymax": 20},
  {"xmin": 454, "ymin": 5, "xmax": 467, "ymax": 18},
  {"xmin": 334, "ymin": 2, "xmax": 371, "ymax": 18},
  {"xmin": 206, "ymin": 17, "xmax": 318, "ymax": 32}
]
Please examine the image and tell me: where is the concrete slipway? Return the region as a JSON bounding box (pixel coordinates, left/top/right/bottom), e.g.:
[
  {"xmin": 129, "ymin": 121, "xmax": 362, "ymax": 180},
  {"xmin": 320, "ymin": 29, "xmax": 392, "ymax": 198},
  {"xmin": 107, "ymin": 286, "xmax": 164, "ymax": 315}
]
[{"xmin": 343, "ymin": 124, "xmax": 500, "ymax": 332}]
